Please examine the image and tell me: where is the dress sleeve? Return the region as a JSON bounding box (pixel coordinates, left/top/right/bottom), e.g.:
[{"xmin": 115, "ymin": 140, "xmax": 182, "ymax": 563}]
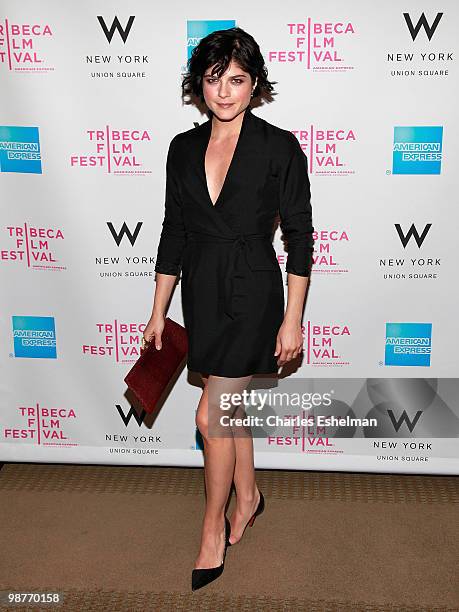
[
  {"xmin": 278, "ymin": 132, "xmax": 315, "ymax": 277},
  {"xmin": 154, "ymin": 135, "xmax": 187, "ymax": 277}
]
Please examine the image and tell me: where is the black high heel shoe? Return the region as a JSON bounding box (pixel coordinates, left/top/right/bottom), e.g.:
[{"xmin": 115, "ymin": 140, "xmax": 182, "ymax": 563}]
[
  {"xmin": 228, "ymin": 490, "xmax": 265, "ymax": 546},
  {"xmin": 191, "ymin": 516, "xmax": 231, "ymax": 591}
]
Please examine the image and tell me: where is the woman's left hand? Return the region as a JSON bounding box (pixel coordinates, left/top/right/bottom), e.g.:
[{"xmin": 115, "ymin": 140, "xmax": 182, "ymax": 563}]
[{"xmin": 274, "ymin": 319, "xmax": 304, "ymax": 366}]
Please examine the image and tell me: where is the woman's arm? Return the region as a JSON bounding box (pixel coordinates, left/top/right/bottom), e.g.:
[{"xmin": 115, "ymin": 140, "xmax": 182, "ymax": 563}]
[
  {"xmin": 143, "ymin": 274, "xmax": 176, "ymax": 350},
  {"xmin": 144, "ymin": 135, "xmax": 186, "ymax": 350},
  {"xmin": 275, "ymin": 132, "xmax": 314, "ymax": 366},
  {"xmin": 275, "ymin": 274, "xmax": 309, "ymax": 365}
]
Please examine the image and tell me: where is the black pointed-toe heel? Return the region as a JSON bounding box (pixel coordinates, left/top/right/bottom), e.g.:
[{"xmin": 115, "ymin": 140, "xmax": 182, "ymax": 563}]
[
  {"xmin": 227, "ymin": 490, "xmax": 265, "ymax": 547},
  {"xmin": 191, "ymin": 516, "xmax": 231, "ymax": 592}
]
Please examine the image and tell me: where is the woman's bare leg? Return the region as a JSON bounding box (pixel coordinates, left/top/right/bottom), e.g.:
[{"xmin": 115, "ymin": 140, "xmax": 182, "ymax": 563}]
[
  {"xmin": 227, "ymin": 391, "xmax": 261, "ymax": 545},
  {"xmin": 194, "ymin": 373, "xmax": 252, "ymax": 568}
]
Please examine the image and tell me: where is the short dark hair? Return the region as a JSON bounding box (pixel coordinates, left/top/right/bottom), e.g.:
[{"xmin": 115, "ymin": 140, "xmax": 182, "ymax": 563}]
[{"xmin": 182, "ymin": 27, "xmax": 276, "ymax": 103}]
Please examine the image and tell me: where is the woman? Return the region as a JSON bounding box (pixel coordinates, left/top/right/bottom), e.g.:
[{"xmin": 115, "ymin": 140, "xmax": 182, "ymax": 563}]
[{"xmin": 144, "ymin": 27, "xmax": 314, "ymax": 591}]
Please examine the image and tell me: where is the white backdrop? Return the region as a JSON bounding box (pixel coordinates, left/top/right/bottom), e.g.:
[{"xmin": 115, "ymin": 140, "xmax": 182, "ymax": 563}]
[{"xmin": 1, "ymin": 1, "xmax": 458, "ymax": 474}]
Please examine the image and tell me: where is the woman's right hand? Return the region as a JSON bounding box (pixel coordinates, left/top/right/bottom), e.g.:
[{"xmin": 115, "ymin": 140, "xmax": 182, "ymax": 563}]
[{"xmin": 143, "ymin": 314, "xmax": 165, "ymax": 350}]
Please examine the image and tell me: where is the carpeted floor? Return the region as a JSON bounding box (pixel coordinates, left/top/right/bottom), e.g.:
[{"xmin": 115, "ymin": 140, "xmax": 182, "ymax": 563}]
[{"xmin": 0, "ymin": 463, "xmax": 457, "ymax": 611}]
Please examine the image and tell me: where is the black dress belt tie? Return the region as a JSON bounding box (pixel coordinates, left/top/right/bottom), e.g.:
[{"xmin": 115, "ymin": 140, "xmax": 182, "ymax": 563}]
[{"xmin": 186, "ymin": 231, "xmax": 273, "ymax": 319}]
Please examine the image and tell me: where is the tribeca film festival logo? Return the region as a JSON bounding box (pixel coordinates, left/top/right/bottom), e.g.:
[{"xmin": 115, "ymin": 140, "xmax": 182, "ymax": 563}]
[
  {"xmin": 384, "ymin": 323, "xmax": 432, "ymax": 367},
  {"xmin": 268, "ymin": 20, "xmax": 356, "ymax": 72},
  {"xmin": 70, "ymin": 126, "xmax": 152, "ymax": 175},
  {"xmin": 388, "ymin": 12, "xmax": 453, "ymax": 78},
  {"xmin": 2, "ymin": 223, "xmax": 66, "ymax": 271},
  {"xmin": 0, "ymin": 18, "xmax": 54, "ymax": 72},
  {"xmin": 97, "ymin": 221, "xmax": 154, "ymax": 278},
  {"xmin": 293, "ymin": 126, "xmax": 356, "ymax": 175},
  {"xmin": 303, "ymin": 321, "xmax": 351, "ymax": 367},
  {"xmin": 83, "ymin": 320, "xmax": 146, "ymax": 363},
  {"xmin": 380, "ymin": 223, "xmax": 441, "ymax": 281},
  {"xmin": 0, "ymin": 126, "xmax": 41, "ymax": 174},
  {"xmin": 308, "ymin": 228, "xmax": 350, "ymax": 274},
  {"xmin": 186, "ymin": 20, "xmax": 235, "ymax": 67},
  {"xmin": 391, "ymin": 126, "xmax": 443, "ymax": 175},
  {"xmin": 3, "ymin": 402, "xmax": 78, "ymax": 446},
  {"xmin": 12, "ymin": 316, "xmax": 57, "ymax": 359},
  {"xmin": 88, "ymin": 15, "xmax": 149, "ymax": 80}
]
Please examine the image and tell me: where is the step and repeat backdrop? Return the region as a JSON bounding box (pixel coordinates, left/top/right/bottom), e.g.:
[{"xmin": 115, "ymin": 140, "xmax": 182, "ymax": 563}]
[{"xmin": 1, "ymin": 1, "xmax": 458, "ymax": 474}]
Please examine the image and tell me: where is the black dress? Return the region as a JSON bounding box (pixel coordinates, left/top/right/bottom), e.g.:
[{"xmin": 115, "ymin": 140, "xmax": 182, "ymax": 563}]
[{"xmin": 154, "ymin": 106, "xmax": 314, "ymax": 377}]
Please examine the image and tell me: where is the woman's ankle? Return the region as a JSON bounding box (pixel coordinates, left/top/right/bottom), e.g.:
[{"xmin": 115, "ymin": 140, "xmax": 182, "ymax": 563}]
[
  {"xmin": 235, "ymin": 485, "xmax": 259, "ymax": 505},
  {"xmin": 202, "ymin": 514, "xmax": 226, "ymax": 531}
]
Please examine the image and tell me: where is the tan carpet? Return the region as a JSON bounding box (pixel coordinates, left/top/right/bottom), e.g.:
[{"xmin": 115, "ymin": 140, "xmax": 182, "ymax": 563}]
[{"xmin": 0, "ymin": 463, "xmax": 457, "ymax": 611}]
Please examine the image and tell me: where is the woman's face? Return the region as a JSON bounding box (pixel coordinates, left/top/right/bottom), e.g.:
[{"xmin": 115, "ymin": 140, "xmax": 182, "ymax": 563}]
[{"xmin": 202, "ymin": 60, "xmax": 256, "ymax": 120}]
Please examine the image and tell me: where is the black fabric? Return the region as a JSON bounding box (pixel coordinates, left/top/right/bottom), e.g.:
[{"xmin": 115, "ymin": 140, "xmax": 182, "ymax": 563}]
[{"xmin": 154, "ymin": 106, "xmax": 314, "ymax": 377}]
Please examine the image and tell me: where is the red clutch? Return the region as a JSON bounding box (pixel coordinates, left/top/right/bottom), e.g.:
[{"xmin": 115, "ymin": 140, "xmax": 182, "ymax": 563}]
[{"xmin": 124, "ymin": 317, "xmax": 188, "ymax": 414}]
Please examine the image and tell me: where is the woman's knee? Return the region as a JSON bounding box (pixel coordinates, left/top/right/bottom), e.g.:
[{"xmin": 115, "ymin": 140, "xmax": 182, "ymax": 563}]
[
  {"xmin": 195, "ymin": 390, "xmax": 208, "ymax": 435},
  {"xmin": 195, "ymin": 408, "xmax": 208, "ymax": 435}
]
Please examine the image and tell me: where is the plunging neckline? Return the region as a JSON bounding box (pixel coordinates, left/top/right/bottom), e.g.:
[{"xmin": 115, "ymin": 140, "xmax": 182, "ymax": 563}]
[{"xmin": 203, "ymin": 107, "xmax": 250, "ymax": 208}]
